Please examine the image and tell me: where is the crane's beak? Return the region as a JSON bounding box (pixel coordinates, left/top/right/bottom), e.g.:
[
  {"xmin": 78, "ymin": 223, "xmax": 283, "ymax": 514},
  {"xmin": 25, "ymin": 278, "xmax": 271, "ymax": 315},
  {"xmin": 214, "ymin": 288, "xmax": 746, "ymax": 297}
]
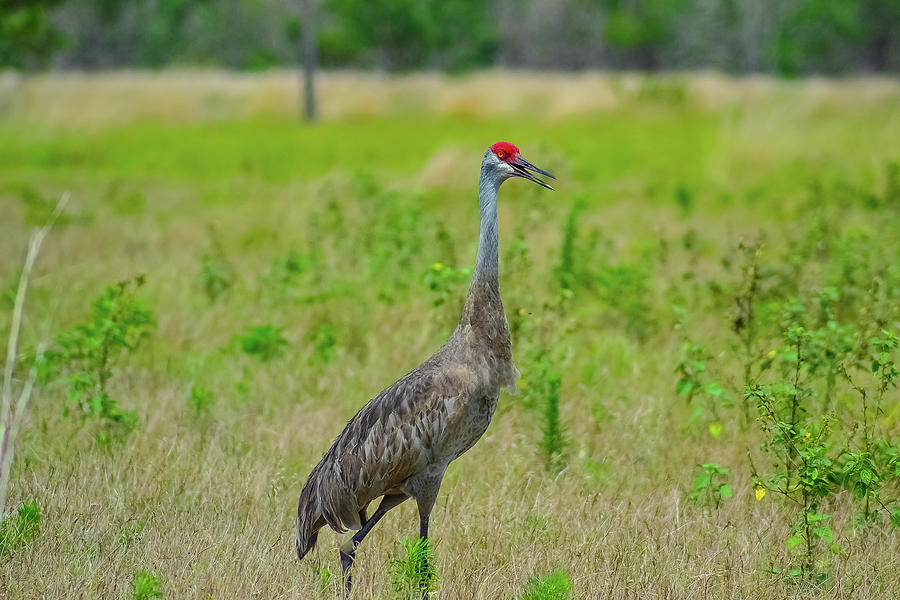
[{"xmin": 510, "ymin": 155, "xmax": 555, "ymax": 190}]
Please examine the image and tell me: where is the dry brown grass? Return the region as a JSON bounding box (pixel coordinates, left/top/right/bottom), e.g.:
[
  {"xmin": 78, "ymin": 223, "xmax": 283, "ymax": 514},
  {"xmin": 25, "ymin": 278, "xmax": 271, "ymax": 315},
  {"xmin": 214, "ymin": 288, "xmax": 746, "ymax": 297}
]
[
  {"xmin": 3, "ymin": 193, "xmax": 898, "ymax": 599},
  {"xmin": 1, "ymin": 69, "xmax": 899, "ymax": 126}
]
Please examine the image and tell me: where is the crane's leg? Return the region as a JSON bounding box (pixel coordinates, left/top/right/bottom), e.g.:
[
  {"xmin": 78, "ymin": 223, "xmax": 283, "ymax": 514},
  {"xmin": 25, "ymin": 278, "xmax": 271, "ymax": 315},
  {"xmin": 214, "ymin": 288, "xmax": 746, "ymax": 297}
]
[
  {"xmin": 410, "ymin": 476, "xmax": 443, "ymax": 599},
  {"xmin": 414, "ymin": 495, "xmax": 436, "ymax": 599},
  {"xmin": 340, "ymin": 493, "xmax": 408, "ymax": 599}
]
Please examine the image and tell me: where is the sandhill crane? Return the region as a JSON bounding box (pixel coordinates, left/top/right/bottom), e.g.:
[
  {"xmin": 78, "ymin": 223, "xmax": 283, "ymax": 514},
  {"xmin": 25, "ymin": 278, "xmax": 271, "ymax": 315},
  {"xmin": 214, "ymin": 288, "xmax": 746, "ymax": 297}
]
[{"xmin": 296, "ymin": 141, "xmax": 554, "ymax": 597}]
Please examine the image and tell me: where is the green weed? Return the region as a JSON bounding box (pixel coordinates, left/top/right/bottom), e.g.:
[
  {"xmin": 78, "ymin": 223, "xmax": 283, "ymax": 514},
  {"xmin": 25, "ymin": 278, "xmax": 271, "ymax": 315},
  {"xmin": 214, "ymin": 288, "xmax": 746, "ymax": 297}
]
[
  {"xmin": 732, "ymin": 240, "xmax": 763, "ymax": 427},
  {"xmin": 0, "ymin": 502, "xmax": 41, "ymax": 557},
  {"xmin": 595, "ymin": 260, "xmax": 654, "ymax": 338},
  {"xmin": 388, "ymin": 536, "xmax": 438, "ymax": 599},
  {"xmin": 314, "ymin": 565, "xmax": 333, "ymax": 597},
  {"xmin": 237, "ymin": 325, "xmax": 288, "ymax": 361},
  {"xmin": 556, "ymin": 197, "xmax": 586, "ymax": 291},
  {"xmin": 536, "ymin": 366, "xmax": 566, "ymax": 474},
  {"xmin": 118, "ymin": 522, "xmax": 145, "ymax": 546},
  {"xmin": 554, "ymin": 199, "xmax": 654, "ymax": 336},
  {"xmin": 841, "ymin": 331, "xmax": 900, "ymax": 525},
  {"xmin": 50, "ymin": 277, "xmax": 154, "ymax": 442},
  {"xmin": 424, "ymin": 261, "xmax": 472, "ymax": 330},
  {"xmin": 674, "ymin": 342, "xmax": 732, "ymax": 436},
  {"xmin": 306, "ymin": 322, "xmax": 339, "ymax": 366},
  {"xmin": 519, "ymin": 570, "xmax": 572, "ymax": 600},
  {"xmin": 260, "ymin": 250, "xmax": 310, "ymax": 300},
  {"xmin": 689, "ymin": 463, "xmax": 732, "ymax": 508},
  {"xmin": 746, "ymin": 309, "xmax": 840, "ymax": 579},
  {"xmin": 424, "ymin": 262, "xmax": 472, "ymax": 308},
  {"xmin": 197, "ymin": 225, "xmax": 235, "ymax": 303},
  {"xmin": 130, "ymin": 570, "xmax": 163, "ymax": 600},
  {"xmin": 188, "ymin": 385, "xmax": 215, "ymax": 417}
]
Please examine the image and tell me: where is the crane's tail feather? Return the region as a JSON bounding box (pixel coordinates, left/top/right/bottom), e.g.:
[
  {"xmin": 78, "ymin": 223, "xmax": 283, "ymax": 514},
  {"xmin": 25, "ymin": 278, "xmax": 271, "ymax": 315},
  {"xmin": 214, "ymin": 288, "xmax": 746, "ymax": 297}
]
[
  {"xmin": 298, "ymin": 446, "xmax": 365, "ymax": 560},
  {"xmin": 296, "ymin": 526, "xmax": 319, "ymax": 561},
  {"xmin": 296, "ymin": 479, "xmax": 325, "ymax": 561}
]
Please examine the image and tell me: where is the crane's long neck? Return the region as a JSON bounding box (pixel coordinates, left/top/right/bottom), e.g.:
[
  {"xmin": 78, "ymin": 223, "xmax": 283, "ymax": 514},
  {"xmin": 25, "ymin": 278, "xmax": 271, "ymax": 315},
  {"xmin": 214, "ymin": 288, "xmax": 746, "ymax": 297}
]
[
  {"xmin": 473, "ymin": 168, "xmax": 500, "ymax": 286},
  {"xmin": 458, "ymin": 163, "xmax": 505, "ymax": 335}
]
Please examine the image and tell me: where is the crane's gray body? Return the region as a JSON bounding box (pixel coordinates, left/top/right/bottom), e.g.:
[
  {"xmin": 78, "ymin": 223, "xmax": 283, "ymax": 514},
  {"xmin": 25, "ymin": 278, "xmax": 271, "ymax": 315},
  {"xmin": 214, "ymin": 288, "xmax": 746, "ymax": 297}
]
[{"xmin": 296, "ymin": 280, "xmax": 516, "ymax": 550}]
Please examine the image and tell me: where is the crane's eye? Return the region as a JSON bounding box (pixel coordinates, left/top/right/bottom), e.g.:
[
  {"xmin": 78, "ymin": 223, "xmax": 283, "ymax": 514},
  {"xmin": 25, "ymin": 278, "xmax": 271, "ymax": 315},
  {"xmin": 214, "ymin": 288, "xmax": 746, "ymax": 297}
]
[{"xmin": 497, "ymin": 150, "xmax": 504, "ymax": 159}]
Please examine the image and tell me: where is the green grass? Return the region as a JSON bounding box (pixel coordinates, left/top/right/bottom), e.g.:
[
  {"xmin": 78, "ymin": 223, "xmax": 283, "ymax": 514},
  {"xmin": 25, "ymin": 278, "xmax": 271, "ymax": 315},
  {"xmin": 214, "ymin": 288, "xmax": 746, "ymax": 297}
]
[
  {"xmin": 0, "ymin": 112, "xmax": 716, "ymax": 184},
  {"xmin": 1, "ymin": 73, "xmax": 899, "ymax": 599}
]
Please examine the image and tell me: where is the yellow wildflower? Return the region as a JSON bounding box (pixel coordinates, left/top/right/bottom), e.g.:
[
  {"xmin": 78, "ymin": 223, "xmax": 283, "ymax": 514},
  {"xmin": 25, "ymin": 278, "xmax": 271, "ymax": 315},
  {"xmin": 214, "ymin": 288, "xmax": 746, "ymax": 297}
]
[{"xmin": 755, "ymin": 486, "xmax": 766, "ymax": 501}]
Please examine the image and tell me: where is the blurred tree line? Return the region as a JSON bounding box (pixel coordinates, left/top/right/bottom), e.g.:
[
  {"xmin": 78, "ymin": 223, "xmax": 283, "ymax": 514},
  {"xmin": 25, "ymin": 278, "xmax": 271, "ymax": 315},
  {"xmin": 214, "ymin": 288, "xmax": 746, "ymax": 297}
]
[{"xmin": 2, "ymin": 0, "xmax": 898, "ymax": 74}]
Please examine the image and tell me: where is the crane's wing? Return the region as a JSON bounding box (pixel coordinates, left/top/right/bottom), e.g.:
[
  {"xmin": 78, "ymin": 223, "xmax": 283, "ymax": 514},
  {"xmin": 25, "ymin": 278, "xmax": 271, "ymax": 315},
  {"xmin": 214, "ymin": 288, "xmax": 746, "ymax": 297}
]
[{"xmin": 308, "ymin": 360, "xmax": 471, "ymax": 533}]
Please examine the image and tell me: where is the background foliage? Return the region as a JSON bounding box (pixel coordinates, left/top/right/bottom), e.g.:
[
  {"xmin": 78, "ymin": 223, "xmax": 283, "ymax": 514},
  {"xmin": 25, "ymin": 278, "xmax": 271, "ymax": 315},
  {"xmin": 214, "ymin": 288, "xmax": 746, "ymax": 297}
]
[{"xmin": 2, "ymin": 0, "xmax": 899, "ymax": 73}]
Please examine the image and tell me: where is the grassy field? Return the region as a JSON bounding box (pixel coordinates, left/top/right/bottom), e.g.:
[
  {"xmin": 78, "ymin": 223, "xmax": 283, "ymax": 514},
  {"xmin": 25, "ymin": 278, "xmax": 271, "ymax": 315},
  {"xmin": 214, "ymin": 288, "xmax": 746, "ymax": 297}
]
[{"xmin": 1, "ymin": 71, "xmax": 900, "ymax": 599}]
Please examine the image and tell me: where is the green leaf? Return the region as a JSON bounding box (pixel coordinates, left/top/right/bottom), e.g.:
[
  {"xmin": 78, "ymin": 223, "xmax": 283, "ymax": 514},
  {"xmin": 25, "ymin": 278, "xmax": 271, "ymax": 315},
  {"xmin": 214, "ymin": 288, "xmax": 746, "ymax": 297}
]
[
  {"xmin": 890, "ymin": 508, "xmax": 900, "ymax": 528},
  {"xmin": 688, "ymin": 404, "xmax": 704, "ymax": 423},
  {"xmin": 676, "ymin": 378, "xmax": 694, "ymax": 397},
  {"xmin": 705, "ymin": 381, "xmax": 723, "ymax": 398},
  {"xmin": 787, "ymin": 568, "xmax": 802, "ymax": 577},
  {"xmin": 786, "ymin": 536, "xmax": 804, "ymax": 550},
  {"xmin": 813, "ymin": 525, "xmax": 833, "ymax": 542},
  {"xmin": 708, "ymin": 421, "xmax": 723, "ymax": 438},
  {"xmin": 719, "ymin": 484, "xmax": 732, "ymax": 498}
]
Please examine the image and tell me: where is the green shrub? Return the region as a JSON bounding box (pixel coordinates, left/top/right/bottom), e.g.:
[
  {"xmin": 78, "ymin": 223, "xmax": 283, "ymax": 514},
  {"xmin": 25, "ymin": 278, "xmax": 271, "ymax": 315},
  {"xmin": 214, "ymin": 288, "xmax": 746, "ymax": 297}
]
[{"xmin": 50, "ymin": 277, "xmax": 154, "ymax": 441}]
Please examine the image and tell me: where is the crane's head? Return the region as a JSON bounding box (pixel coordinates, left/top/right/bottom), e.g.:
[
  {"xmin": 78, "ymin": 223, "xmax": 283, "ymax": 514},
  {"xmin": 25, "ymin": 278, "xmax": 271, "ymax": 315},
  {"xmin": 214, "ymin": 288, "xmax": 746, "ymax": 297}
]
[{"xmin": 484, "ymin": 141, "xmax": 555, "ymax": 190}]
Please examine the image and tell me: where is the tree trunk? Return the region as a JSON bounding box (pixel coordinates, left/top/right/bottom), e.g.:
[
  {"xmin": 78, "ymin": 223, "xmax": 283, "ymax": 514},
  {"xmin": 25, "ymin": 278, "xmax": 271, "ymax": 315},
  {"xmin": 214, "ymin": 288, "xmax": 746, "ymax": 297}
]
[{"xmin": 301, "ymin": 0, "xmax": 317, "ymax": 122}]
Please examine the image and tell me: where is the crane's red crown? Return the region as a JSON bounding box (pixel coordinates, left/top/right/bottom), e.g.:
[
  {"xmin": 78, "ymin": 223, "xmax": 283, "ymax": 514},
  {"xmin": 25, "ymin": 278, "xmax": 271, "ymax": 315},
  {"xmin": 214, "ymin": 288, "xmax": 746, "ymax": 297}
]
[{"xmin": 490, "ymin": 141, "xmax": 519, "ymax": 163}]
